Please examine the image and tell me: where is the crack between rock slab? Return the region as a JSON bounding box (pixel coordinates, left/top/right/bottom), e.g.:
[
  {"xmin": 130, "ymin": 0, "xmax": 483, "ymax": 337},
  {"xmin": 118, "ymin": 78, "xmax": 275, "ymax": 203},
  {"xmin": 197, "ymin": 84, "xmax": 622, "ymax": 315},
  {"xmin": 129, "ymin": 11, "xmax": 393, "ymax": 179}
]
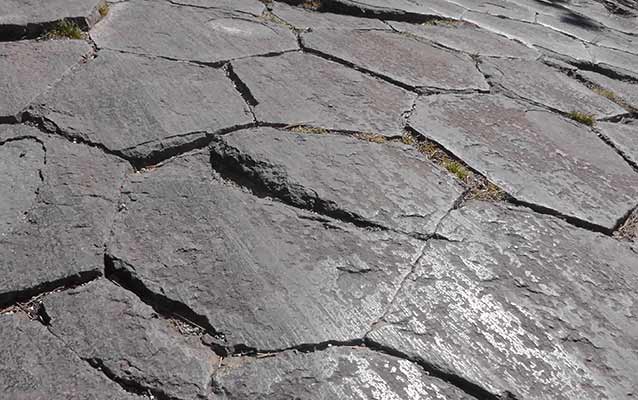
[{"xmin": 223, "ymin": 63, "xmax": 258, "ymax": 123}]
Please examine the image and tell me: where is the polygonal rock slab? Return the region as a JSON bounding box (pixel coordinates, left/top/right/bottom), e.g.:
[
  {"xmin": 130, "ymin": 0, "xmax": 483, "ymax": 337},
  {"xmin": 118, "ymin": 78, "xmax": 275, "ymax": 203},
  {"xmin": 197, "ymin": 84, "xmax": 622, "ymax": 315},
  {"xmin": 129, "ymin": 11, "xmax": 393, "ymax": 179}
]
[
  {"xmin": 231, "ymin": 52, "xmax": 416, "ymax": 135},
  {"xmin": 480, "ymin": 58, "xmax": 625, "ymax": 118},
  {"xmin": 0, "ymin": 40, "xmax": 90, "ymax": 120},
  {"xmin": 0, "ymin": 313, "xmax": 137, "ymax": 399},
  {"xmin": 91, "ymin": 0, "xmax": 297, "ymax": 63},
  {"xmin": 301, "ymin": 29, "xmax": 489, "ymax": 91},
  {"xmin": 31, "ymin": 50, "xmax": 252, "ymax": 160},
  {"xmin": 210, "ymin": 128, "xmax": 464, "ymax": 237},
  {"xmin": 589, "ymin": 44, "xmax": 638, "ymax": 78},
  {"xmin": 214, "ymin": 347, "xmax": 471, "ymax": 399},
  {"xmin": 598, "ymin": 121, "xmax": 638, "ymax": 165},
  {"xmin": 271, "ymin": 2, "xmax": 388, "ymax": 30},
  {"xmin": 107, "ymin": 151, "xmax": 423, "ymax": 351},
  {"xmin": 387, "ymin": 20, "xmax": 538, "ymax": 59},
  {"xmin": 578, "ymin": 69, "xmax": 638, "ymax": 111},
  {"xmin": 0, "ymin": 125, "xmax": 129, "ymax": 307},
  {"xmin": 367, "ymin": 201, "xmax": 638, "ymax": 400},
  {"xmin": 44, "ymin": 280, "xmax": 219, "ymax": 400},
  {"xmin": 408, "ymin": 93, "xmax": 638, "ymax": 232}
]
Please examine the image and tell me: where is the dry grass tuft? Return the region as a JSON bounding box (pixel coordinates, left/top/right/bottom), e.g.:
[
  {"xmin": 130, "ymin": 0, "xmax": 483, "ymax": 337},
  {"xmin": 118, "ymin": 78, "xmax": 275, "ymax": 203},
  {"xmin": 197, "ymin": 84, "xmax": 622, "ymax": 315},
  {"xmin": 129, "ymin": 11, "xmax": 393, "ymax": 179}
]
[
  {"xmin": 44, "ymin": 20, "xmax": 84, "ymax": 40},
  {"xmin": 567, "ymin": 111, "xmax": 595, "ymax": 126}
]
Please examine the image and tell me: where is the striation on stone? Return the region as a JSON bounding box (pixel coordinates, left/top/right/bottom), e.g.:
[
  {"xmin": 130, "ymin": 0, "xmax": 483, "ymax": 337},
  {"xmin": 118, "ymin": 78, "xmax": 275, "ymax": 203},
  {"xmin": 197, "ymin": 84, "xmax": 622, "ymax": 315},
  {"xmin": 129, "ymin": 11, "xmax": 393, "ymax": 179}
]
[
  {"xmin": 408, "ymin": 93, "xmax": 638, "ymax": 231},
  {"xmin": 320, "ymin": 0, "xmax": 465, "ymax": 20},
  {"xmin": 0, "ymin": 314, "xmax": 138, "ymax": 399},
  {"xmin": 44, "ymin": 280, "xmax": 219, "ymax": 400},
  {"xmin": 598, "ymin": 121, "xmax": 638, "ymax": 166},
  {"xmin": 107, "ymin": 151, "xmax": 423, "ymax": 351},
  {"xmin": 367, "ymin": 201, "xmax": 638, "ymax": 400},
  {"xmin": 577, "ymin": 69, "xmax": 638, "ymax": 111},
  {"xmin": 0, "ymin": 125, "xmax": 129, "ymax": 307},
  {"xmin": 0, "ymin": 40, "xmax": 91, "ymax": 120},
  {"xmin": 301, "ymin": 29, "xmax": 489, "ymax": 91},
  {"xmin": 30, "ymin": 50, "xmax": 253, "ymax": 160},
  {"xmin": 167, "ymin": 0, "xmax": 265, "ymax": 15},
  {"xmin": 387, "ymin": 20, "xmax": 539, "ymax": 60},
  {"xmin": 589, "ymin": 44, "xmax": 638, "ymax": 78},
  {"xmin": 91, "ymin": 0, "xmax": 297, "ymax": 64},
  {"xmin": 270, "ymin": 2, "xmax": 389, "ymax": 30},
  {"xmin": 447, "ymin": 0, "xmax": 537, "ymax": 21},
  {"xmin": 210, "ymin": 127, "xmax": 464, "ymax": 237},
  {"xmin": 479, "ymin": 58, "xmax": 625, "ymax": 118},
  {"xmin": 231, "ymin": 52, "xmax": 416, "ymax": 136},
  {"xmin": 214, "ymin": 346, "xmax": 473, "ymax": 399}
]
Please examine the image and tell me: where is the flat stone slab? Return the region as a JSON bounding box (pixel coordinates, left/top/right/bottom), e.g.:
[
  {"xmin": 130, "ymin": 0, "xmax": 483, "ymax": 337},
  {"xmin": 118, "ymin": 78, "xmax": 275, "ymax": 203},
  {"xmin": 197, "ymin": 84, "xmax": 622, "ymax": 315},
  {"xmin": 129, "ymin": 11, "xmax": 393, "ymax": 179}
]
[
  {"xmin": 577, "ymin": 69, "xmax": 638, "ymax": 111},
  {"xmin": 169, "ymin": 0, "xmax": 265, "ymax": 15},
  {"xmin": 91, "ymin": 0, "xmax": 297, "ymax": 64},
  {"xmin": 0, "ymin": 125, "xmax": 129, "ymax": 306},
  {"xmin": 408, "ymin": 93, "xmax": 638, "ymax": 231},
  {"xmin": 0, "ymin": 313, "xmax": 137, "ymax": 399},
  {"xmin": 480, "ymin": 58, "xmax": 625, "ymax": 118},
  {"xmin": 0, "ymin": 39, "xmax": 90, "ymax": 120},
  {"xmin": 271, "ymin": 2, "xmax": 388, "ymax": 30},
  {"xmin": 323, "ymin": 0, "xmax": 465, "ymax": 19},
  {"xmin": 107, "ymin": 151, "xmax": 422, "ymax": 351},
  {"xmin": 598, "ymin": 121, "xmax": 638, "ymax": 166},
  {"xmin": 45, "ymin": 280, "xmax": 218, "ymax": 400},
  {"xmin": 232, "ymin": 52, "xmax": 415, "ymax": 135},
  {"xmin": 367, "ymin": 201, "xmax": 638, "ymax": 400},
  {"xmin": 586, "ymin": 41, "xmax": 638, "ymax": 78},
  {"xmin": 302, "ymin": 29, "xmax": 489, "ymax": 91},
  {"xmin": 214, "ymin": 346, "xmax": 470, "ymax": 399},
  {"xmin": 210, "ymin": 128, "xmax": 464, "ymax": 237},
  {"xmin": 31, "ymin": 50, "xmax": 252, "ymax": 160}
]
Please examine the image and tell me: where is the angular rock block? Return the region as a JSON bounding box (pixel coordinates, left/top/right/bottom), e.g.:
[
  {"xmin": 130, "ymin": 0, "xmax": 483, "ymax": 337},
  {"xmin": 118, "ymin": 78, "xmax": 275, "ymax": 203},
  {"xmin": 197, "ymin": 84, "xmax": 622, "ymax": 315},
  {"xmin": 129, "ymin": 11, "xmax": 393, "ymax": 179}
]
[
  {"xmin": 169, "ymin": 0, "xmax": 265, "ymax": 15},
  {"xmin": 320, "ymin": 0, "xmax": 465, "ymax": 19},
  {"xmin": 598, "ymin": 121, "xmax": 638, "ymax": 166},
  {"xmin": 578, "ymin": 69, "xmax": 638, "ymax": 111},
  {"xmin": 271, "ymin": 2, "xmax": 389, "ymax": 31}
]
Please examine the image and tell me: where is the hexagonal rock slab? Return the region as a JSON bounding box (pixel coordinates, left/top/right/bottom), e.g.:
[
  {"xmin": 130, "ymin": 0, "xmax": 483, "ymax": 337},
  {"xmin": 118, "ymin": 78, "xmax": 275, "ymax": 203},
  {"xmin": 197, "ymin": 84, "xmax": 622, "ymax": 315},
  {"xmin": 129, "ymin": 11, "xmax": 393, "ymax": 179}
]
[
  {"xmin": 301, "ymin": 29, "xmax": 488, "ymax": 91},
  {"xmin": 271, "ymin": 2, "xmax": 388, "ymax": 31},
  {"xmin": 367, "ymin": 201, "xmax": 638, "ymax": 400},
  {"xmin": 0, "ymin": 39, "xmax": 90, "ymax": 120},
  {"xmin": 0, "ymin": 314, "xmax": 137, "ymax": 399},
  {"xmin": 44, "ymin": 280, "xmax": 219, "ymax": 400},
  {"xmin": 210, "ymin": 128, "xmax": 464, "ymax": 237},
  {"xmin": 107, "ymin": 151, "xmax": 423, "ymax": 351},
  {"xmin": 578, "ymin": 69, "xmax": 638, "ymax": 111},
  {"xmin": 479, "ymin": 58, "xmax": 625, "ymax": 118},
  {"xmin": 0, "ymin": 125, "xmax": 129, "ymax": 307},
  {"xmin": 598, "ymin": 121, "xmax": 638, "ymax": 166},
  {"xmin": 231, "ymin": 52, "xmax": 416, "ymax": 135},
  {"xmin": 387, "ymin": 20, "xmax": 539, "ymax": 59},
  {"xmin": 214, "ymin": 347, "xmax": 471, "ymax": 399},
  {"xmin": 31, "ymin": 50, "xmax": 252, "ymax": 160},
  {"xmin": 408, "ymin": 93, "xmax": 638, "ymax": 232},
  {"xmin": 91, "ymin": 0, "xmax": 297, "ymax": 64}
]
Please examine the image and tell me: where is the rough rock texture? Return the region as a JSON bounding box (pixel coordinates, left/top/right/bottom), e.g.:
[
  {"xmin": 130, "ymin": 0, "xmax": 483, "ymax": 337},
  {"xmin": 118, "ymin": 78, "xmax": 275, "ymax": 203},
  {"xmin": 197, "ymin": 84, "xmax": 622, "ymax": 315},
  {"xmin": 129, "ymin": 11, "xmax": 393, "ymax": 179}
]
[
  {"xmin": 271, "ymin": 2, "xmax": 388, "ymax": 30},
  {"xmin": 210, "ymin": 127, "xmax": 464, "ymax": 237},
  {"xmin": 322, "ymin": 0, "xmax": 465, "ymax": 19},
  {"xmin": 231, "ymin": 52, "xmax": 415, "ymax": 135},
  {"xmin": 108, "ymin": 151, "xmax": 423, "ymax": 351},
  {"xmin": 170, "ymin": 0, "xmax": 265, "ymax": 15},
  {"xmin": 598, "ymin": 121, "xmax": 638, "ymax": 165},
  {"xmin": 214, "ymin": 346, "xmax": 473, "ymax": 399},
  {"xmin": 0, "ymin": 39, "xmax": 90, "ymax": 120},
  {"xmin": 409, "ymin": 93, "xmax": 638, "ymax": 231},
  {"xmin": 0, "ymin": 313, "xmax": 137, "ymax": 399},
  {"xmin": 30, "ymin": 50, "xmax": 252, "ymax": 159},
  {"xmin": 367, "ymin": 201, "xmax": 638, "ymax": 400},
  {"xmin": 578, "ymin": 69, "xmax": 638, "ymax": 111}
]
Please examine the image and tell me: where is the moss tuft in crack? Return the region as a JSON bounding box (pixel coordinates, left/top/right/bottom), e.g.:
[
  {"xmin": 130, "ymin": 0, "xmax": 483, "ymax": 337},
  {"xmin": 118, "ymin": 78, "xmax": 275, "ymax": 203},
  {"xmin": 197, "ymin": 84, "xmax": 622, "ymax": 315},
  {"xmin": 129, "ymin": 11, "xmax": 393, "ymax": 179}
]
[
  {"xmin": 43, "ymin": 20, "xmax": 84, "ymax": 40},
  {"xmin": 567, "ymin": 111, "xmax": 595, "ymax": 126}
]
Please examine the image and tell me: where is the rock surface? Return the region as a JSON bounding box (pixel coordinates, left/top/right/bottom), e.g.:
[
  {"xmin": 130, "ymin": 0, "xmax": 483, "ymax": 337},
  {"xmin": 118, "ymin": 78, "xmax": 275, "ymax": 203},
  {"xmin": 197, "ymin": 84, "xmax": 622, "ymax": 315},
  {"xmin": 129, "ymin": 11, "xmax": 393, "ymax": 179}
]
[
  {"xmin": 598, "ymin": 121, "xmax": 638, "ymax": 166},
  {"xmin": 577, "ymin": 69, "xmax": 638, "ymax": 111}
]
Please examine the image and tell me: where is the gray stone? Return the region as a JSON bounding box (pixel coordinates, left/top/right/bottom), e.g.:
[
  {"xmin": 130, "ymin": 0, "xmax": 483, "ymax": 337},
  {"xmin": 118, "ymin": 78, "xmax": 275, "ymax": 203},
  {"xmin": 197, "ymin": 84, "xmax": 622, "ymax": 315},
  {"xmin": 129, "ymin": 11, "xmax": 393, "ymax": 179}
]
[
  {"xmin": 449, "ymin": 0, "xmax": 536, "ymax": 21},
  {"xmin": 232, "ymin": 52, "xmax": 416, "ymax": 136},
  {"xmin": 167, "ymin": 0, "xmax": 265, "ymax": 15},
  {"xmin": 210, "ymin": 127, "xmax": 464, "ymax": 237},
  {"xmin": 408, "ymin": 93, "xmax": 638, "ymax": 231},
  {"xmin": 91, "ymin": 0, "xmax": 297, "ymax": 63},
  {"xmin": 578, "ymin": 69, "xmax": 638, "ymax": 111},
  {"xmin": 271, "ymin": 2, "xmax": 388, "ymax": 30},
  {"xmin": 321, "ymin": 0, "xmax": 465, "ymax": 19},
  {"xmin": 214, "ymin": 346, "xmax": 472, "ymax": 399},
  {"xmin": 0, "ymin": 125, "xmax": 129, "ymax": 306},
  {"xmin": 31, "ymin": 50, "xmax": 252, "ymax": 159},
  {"xmin": 45, "ymin": 280, "xmax": 218, "ymax": 400},
  {"xmin": 301, "ymin": 29, "xmax": 489, "ymax": 91},
  {"xmin": 0, "ymin": 313, "xmax": 137, "ymax": 399},
  {"xmin": 0, "ymin": 40, "xmax": 91, "ymax": 119},
  {"xmin": 589, "ymin": 44, "xmax": 638, "ymax": 78},
  {"xmin": 480, "ymin": 58, "xmax": 625, "ymax": 118},
  {"xmin": 598, "ymin": 121, "xmax": 638, "ymax": 165},
  {"xmin": 108, "ymin": 151, "xmax": 423, "ymax": 351},
  {"xmin": 387, "ymin": 20, "xmax": 539, "ymax": 59},
  {"xmin": 367, "ymin": 201, "xmax": 638, "ymax": 400}
]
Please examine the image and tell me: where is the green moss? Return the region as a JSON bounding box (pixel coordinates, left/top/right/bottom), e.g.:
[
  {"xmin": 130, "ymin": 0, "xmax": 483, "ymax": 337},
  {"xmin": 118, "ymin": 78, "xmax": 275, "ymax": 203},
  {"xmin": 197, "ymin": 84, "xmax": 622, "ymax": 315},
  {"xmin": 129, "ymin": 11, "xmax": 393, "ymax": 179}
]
[
  {"xmin": 444, "ymin": 160, "xmax": 470, "ymax": 181},
  {"xmin": 567, "ymin": 111, "xmax": 595, "ymax": 126},
  {"xmin": 46, "ymin": 20, "xmax": 83, "ymax": 39}
]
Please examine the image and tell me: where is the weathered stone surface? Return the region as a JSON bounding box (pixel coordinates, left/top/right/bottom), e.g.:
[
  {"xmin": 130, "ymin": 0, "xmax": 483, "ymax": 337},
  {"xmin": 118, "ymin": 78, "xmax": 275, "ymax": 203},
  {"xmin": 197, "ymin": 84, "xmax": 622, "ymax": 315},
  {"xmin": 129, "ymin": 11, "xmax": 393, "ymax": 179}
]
[
  {"xmin": 168, "ymin": 0, "xmax": 265, "ymax": 15},
  {"xmin": 0, "ymin": 40, "xmax": 90, "ymax": 119},
  {"xmin": 210, "ymin": 128, "xmax": 464, "ymax": 237},
  {"xmin": 232, "ymin": 52, "xmax": 415, "ymax": 136},
  {"xmin": 108, "ymin": 151, "xmax": 422, "ymax": 351},
  {"xmin": 91, "ymin": 0, "xmax": 297, "ymax": 63},
  {"xmin": 271, "ymin": 2, "xmax": 388, "ymax": 30},
  {"xmin": 45, "ymin": 280, "xmax": 218, "ymax": 400},
  {"xmin": 589, "ymin": 44, "xmax": 638, "ymax": 78},
  {"xmin": 367, "ymin": 201, "xmax": 638, "ymax": 400},
  {"xmin": 480, "ymin": 58, "xmax": 625, "ymax": 117},
  {"xmin": 0, "ymin": 313, "xmax": 137, "ymax": 399},
  {"xmin": 449, "ymin": 0, "xmax": 536, "ymax": 21},
  {"xmin": 578, "ymin": 69, "xmax": 638, "ymax": 111},
  {"xmin": 409, "ymin": 93, "xmax": 638, "ymax": 231},
  {"xmin": 322, "ymin": 0, "xmax": 465, "ymax": 19},
  {"xmin": 0, "ymin": 125, "xmax": 129, "ymax": 306},
  {"xmin": 31, "ymin": 50, "xmax": 252, "ymax": 159},
  {"xmin": 598, "ymin": 121, "xmax": 638, "ymax": 165},
  {"xmin": 301, "ymin": 29, "xmax": 489, "ymax": 91},
  {"xmin": 387, "ymin": 20, "xmax": 539, "ymax": 59},
  {"xmin": 214, "ymin": 346, "xmax": 472, "ymax": 399}
]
